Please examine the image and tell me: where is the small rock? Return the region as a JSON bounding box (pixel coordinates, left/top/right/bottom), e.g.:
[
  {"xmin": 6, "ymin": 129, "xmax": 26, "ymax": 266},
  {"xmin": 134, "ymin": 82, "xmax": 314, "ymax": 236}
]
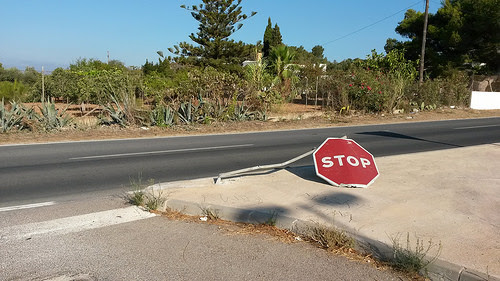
[{"xmin": 200, "ymin": 216, "xmax": 208, "ymax": 222}]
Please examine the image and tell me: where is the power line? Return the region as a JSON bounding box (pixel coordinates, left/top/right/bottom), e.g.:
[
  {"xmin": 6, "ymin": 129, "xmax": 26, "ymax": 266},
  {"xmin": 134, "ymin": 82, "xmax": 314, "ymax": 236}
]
[
  {"xmin": 430, "ymin": 0, "xmax": 441, "ymax": 7},
  {"xmin": 321, "ymin": 1, "xmax": 422, "ymax": 46}
]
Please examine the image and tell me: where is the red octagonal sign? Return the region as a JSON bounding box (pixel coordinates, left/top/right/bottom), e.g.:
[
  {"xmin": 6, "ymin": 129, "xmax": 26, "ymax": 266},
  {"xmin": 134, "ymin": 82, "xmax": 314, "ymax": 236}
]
[{"xmin": 313, "ymin": 138, "xmax": 379, "ymax": 188}]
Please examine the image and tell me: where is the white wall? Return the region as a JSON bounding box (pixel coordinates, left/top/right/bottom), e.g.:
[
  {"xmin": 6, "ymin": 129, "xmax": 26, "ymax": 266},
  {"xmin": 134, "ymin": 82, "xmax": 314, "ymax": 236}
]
[{"xmin": 470, "ymin": 91, "xmax": 500, "ymax": 110}]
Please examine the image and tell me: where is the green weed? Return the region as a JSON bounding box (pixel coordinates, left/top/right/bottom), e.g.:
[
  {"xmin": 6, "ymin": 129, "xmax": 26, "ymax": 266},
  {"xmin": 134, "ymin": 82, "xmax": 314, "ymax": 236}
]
[
  {"xmin": 390, "ymin": 233, "xmax": 442, "ymax": 274},
  {"xmin": 145, "ymin": 189, "xmax": 165, "ymax": 211},
  {"xmin": 129, "ymin": 190, "xmax": 145, "ymax": 206},
  {"xmin": 128, "ymin": 176, "xmax": 165, "ymax": 211},
  {"xmin": 264, "ymin": 211, "xmax": 278, "ymax": 226}
]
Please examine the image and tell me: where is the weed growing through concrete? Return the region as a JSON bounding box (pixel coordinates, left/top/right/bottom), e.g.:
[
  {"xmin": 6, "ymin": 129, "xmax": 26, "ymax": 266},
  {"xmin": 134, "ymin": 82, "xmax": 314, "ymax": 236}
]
[
  {"xmin": 390, "ymin": 232, "xmax": 442, "ymax": 274},
  {"xmin": 128, "ymin": 176, "xmax": 150, "ymax": 206},
  {"xmin": 129, "ymin": 190, "xmax": 145, "ymax": 206},
  {"xmin": 305, "ymin": 224, "xmax": 355, "ymax": 250},
  {"xmin": 146, "ymin": 192, "xmax": 165, "ymax": 210},
  {"xmin": 128, "ymin": 176, "xmax": 165, "ymax": 211},
  {"xmin": 264, "ymin": 211, "xmax": 278, "ymax": 226},
  {"xmin": 145, "ymin": 189, "xmax": 165, "ymax": 211},
  {"xmin": 201, "ymin": 207, "xmax": 220, "ymax": 221}
]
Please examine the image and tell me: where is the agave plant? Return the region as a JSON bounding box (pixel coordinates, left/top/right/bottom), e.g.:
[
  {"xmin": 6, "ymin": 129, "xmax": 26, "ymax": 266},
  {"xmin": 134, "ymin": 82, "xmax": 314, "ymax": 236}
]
[
  {"xmin": 98, "ymin": 91, "xmax": 144, "ymax": 127},
  {"xmin": 0, "ymin": 98, "xmax": 33, "ymax": 132},
  {"xmin": 36, "ymin": 99, "xmax": 73, "ymax": 131},
  {"xmin": 99, "ymin": 93, "xmax": 127, "ymax": 127},
  {"xmin": 150, "ymin": 104, "xmax": 175, "ymax": 127},
  {"xmin": 177, "ymin": 101, "xmax": 195, "ymax": 124},
  {"xmin": 230, "ymin": 102, "xmax": 266, "ymax": 121}
]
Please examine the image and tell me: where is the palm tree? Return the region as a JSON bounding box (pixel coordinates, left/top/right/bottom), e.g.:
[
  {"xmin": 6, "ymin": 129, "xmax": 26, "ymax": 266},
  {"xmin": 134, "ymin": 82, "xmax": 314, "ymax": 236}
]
[{"xmin": 268, "ymin": 45, "xmax": 296, "ymax": 82}]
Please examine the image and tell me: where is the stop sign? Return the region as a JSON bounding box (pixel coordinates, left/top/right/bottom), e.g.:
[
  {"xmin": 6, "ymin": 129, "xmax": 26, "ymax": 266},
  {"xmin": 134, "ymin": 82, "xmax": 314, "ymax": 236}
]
[{"xmin": 313, "ymin": 138, "xmax": 379, "ymax": 187}]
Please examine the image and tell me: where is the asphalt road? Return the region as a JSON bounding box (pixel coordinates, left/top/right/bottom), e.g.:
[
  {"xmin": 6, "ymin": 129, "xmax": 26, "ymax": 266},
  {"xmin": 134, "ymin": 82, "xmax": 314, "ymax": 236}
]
[
  {"xmin": 0, "ymin": 196, "xmax": 409, "ymax": 281},
  {"xmin": 1, "ymin": 117, "xmax": 499, "ymax": 206}
]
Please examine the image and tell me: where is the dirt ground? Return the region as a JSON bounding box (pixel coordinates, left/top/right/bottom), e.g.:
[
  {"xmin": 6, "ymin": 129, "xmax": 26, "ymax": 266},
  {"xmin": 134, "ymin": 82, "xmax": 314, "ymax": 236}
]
[{"xmin": 1, "ymin": 103, "xmax": 499, "ymax": 145}]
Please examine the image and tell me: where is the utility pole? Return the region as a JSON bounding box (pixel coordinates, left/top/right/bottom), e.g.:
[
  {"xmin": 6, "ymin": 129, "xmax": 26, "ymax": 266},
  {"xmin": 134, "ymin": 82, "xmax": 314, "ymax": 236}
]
[
  {"xmin": 41, "ymin": 66, "xmax": 45, "ymax": 103},
  {"xmin": 419, "ymin": 0, "xmax": 430, "ymax": 84},
  {"xmin": 107, "ymin": 51, "xmax": 110, "ymax": 64}
]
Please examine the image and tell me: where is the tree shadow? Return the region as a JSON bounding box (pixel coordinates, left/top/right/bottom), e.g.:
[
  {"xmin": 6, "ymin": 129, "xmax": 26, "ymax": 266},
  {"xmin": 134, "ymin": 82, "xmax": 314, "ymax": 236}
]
[
  {"xmin": 222, "ymin": 166, "xmax": 361, "ymax": 226},
  {"xmin": 356, "ymin": 131, "xmax": 462, "ymax": 148}
]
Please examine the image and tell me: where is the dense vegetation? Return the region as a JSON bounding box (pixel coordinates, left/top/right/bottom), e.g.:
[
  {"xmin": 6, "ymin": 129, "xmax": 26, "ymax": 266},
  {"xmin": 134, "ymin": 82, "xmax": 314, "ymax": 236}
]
[{"xmin": 1, "ymin": 0, "xmax": 497, "ymax": 132}]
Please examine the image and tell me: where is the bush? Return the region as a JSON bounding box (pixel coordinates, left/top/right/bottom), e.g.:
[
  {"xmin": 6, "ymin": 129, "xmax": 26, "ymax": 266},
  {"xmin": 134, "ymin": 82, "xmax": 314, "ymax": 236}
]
[
  {"xmin": 0, "ymin": 80, "xmax": 29, "ymax": 102},
  {"xmin": 318, "ymin": 49, "xmax": 470, "ymax": 114}
]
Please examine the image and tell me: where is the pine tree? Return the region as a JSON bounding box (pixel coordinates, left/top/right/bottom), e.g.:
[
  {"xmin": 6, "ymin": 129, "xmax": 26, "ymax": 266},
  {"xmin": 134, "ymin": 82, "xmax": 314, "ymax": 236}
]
[
  {"xmin": 169, "ymin": 0, "xmax": 256, "ymax": 67},
  {"xmin": 311, "ymin": 45, "xmax": 325, "ymax": 61}
]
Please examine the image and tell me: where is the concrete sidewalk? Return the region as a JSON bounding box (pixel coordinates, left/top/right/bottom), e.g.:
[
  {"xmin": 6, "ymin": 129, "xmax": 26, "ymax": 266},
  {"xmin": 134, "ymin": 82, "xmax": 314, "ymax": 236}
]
[{"xmin": 151, "ymin": 144, "xmax": 500, "ymax": 281}]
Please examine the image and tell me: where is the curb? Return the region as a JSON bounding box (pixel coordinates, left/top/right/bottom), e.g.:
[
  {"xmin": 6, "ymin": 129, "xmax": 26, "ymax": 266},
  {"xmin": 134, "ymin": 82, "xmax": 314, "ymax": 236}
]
[{"xmin": 163, "ymin": 198, "xmax": 499, "ymax": 281}]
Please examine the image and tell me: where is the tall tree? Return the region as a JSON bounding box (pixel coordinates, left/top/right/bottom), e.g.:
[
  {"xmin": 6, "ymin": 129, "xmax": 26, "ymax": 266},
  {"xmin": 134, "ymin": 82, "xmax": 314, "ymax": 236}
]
[
  {"xmin": 263, "ymin": 18, "xmax": 274, "ymax": 57},
  {"xmin": 387, "ymin": 0, "xmax": 500, "ymax": 76},
  {"xmin": 263, "ymin": 18, "xmax": 283, "ymax": 58},
  {"xmin": 169, "ymin": 0, "xmax": 256, "ymax": 67},
  {"xmin": 272, "ymin": 24, "xmax": 283, "ymax": 46}
]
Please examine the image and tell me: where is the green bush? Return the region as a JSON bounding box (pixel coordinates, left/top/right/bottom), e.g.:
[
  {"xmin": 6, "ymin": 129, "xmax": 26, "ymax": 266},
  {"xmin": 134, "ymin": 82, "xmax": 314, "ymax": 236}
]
[
  {"xmin": 319, "ymin": 49, "xmax": 470, "ymax": 113},
  {"xmin": 0, "ymin": 80, "xmax": 29, "ymax": 102}
]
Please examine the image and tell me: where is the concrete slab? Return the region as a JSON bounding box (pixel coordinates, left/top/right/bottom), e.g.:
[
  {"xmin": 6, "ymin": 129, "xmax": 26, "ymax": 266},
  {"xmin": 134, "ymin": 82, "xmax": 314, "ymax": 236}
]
[{"xmin": 151, "ymin": 144, "xmax": 500, "ymax": 281}]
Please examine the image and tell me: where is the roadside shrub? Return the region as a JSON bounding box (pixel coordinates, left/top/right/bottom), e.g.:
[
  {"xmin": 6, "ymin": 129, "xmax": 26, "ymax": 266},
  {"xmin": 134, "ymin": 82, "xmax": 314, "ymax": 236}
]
[
  {"xmin": 0, "ymin": 80, "xmax": 29, "ymax": 102},
  {"xmin": 318, "ymin": 49, "xmax": 471, "ymax": 114},
  {"xmin": 438, "ymin": 70, "xmax": 470, "ymax": 106},
  {"xmin": 244, "ymin": 62, "xmax": 279, "ymax": 110}
]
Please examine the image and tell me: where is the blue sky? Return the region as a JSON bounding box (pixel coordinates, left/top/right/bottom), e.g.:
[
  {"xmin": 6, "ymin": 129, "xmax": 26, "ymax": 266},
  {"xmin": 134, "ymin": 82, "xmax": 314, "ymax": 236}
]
[{"xmin": 0, "ymin": 0, "xmax": 439, "ymax": 71}]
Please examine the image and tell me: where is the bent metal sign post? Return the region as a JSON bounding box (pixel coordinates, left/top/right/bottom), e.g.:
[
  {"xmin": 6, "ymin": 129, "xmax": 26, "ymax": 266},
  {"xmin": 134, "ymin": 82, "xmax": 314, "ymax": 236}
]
[{"xmin": 313, "ymin": 138, "xmax": 379, "ymax": 188}]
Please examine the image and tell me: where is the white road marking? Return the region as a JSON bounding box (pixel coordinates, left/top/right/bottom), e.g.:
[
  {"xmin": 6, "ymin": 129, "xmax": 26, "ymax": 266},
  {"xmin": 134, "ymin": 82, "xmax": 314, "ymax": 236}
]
[
  {"xmin": 0, "ymin": 201, "xmax": 56, "ymax": 213},
  {"xmin": 454, "ymin": 124, "xmax": 500, "ymax": 130},
  {"xmin": 69, "ymin": 144, "xmax": 254, "ymax": 160},
  {"xmin": 0, "ymin": 206, "xmax": 156, "ymax": 241}
]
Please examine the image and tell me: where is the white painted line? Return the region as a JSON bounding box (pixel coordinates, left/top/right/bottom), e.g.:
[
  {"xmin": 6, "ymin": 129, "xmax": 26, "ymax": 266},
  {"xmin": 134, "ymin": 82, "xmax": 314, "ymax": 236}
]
[
  {"xmin": 454, "ymin": 124, "xmax": 500, "ymax": 130},
  {"xmin": 0, "ymin": 206, "xmax": 156, "ymax": 241},
  {"xmin": 0, "ymin": 201, "xmax": 56, "ymax": 213},
  {"xmin": 69, "ymin": 144, "xmax": 254, "ymax": 160}
]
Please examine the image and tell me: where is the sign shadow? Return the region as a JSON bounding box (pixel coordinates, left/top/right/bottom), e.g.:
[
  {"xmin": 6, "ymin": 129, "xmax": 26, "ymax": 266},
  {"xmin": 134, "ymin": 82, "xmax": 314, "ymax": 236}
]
[{"xmin": 285, "ymin": 165, "xmax": 327, "ymax": 184}]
